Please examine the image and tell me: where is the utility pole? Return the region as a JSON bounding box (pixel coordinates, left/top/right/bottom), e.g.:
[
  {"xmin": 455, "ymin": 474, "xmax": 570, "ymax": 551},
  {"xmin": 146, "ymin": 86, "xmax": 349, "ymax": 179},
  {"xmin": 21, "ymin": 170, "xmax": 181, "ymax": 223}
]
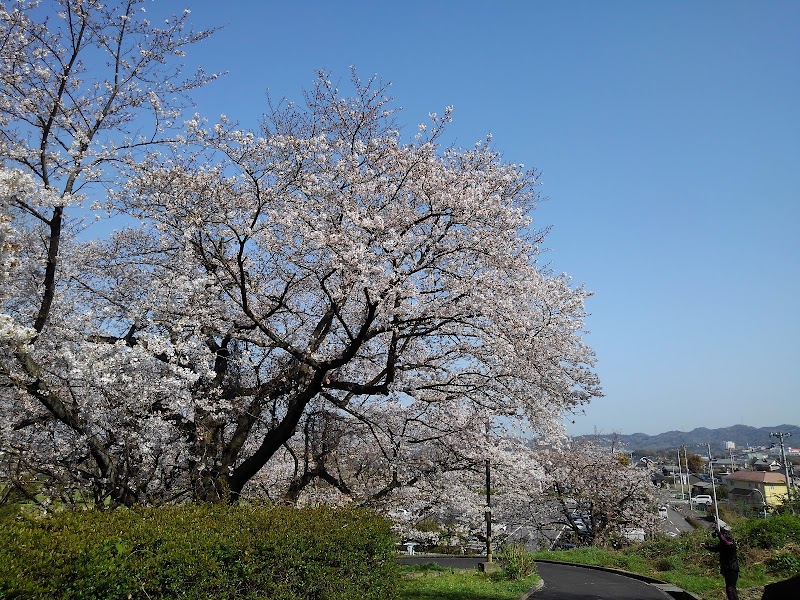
[
  {"xmin": 485, "ymin": 457, "xmax": 492, "ymax": 563},
  {"xmin": 770, "ymin": 432, "xmax": 794, "ymax": 510},
  {"xmin": 479, "ymin": 416, "xmax": 500, "ymax": 572},
  {"xmin": 708, "ymin": 444, "xmax": 721, "ymax": 528},
  {"xmin": 683, "ymin": 445, "xmax": 691, "ymax": 503},
  {"xmin": 677, "ymin": 448, "xmax": 685, "ymax": 500}
]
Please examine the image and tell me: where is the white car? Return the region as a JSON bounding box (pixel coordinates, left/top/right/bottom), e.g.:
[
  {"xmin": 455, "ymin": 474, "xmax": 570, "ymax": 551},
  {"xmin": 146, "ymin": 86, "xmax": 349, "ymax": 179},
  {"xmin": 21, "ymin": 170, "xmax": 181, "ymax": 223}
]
[
  {"xmin": 691, "ymin": 494, "xmax": 713, "ymax": 507},
  {"xmin": 623, "ymin": 528, "xmax": 646, "ymax": 542},
  {"xmin": 658, "ymin": 506, "xmax": 668, "ymax": 519}
]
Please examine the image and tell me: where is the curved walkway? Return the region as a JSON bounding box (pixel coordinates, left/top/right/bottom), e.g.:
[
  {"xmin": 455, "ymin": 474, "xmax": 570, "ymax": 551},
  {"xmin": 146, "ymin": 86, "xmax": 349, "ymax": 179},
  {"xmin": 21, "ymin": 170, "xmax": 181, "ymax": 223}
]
[
  {"xmin": 399, "ymin": 556, "xmax": 682, "ymax": 600},
  {"xmin": 534, "ymin": 561, "xmax": 672, "ymax": 599}
]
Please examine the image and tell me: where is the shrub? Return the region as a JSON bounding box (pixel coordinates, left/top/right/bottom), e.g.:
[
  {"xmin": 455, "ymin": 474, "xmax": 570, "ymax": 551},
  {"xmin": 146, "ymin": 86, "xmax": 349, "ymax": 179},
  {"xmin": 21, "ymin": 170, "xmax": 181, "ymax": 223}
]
[
  {"xmin": 767, "ymin": 547, "xmax": 800, "ymax": 577},
  {"xmin": 496, "ymin": 543, "xmax": 537, "ymax": 580},
  {"xmin": 685, "ymin": 515, "xmax": 704, "ymax": 529},
  {"xmin": 654, "ymin": 555, "xmax": 682, "ymax": 572},
  {"xmin": 0, "ymin": 503, "xmax": 397, "ymax": 599},
  {"xmin": 772, "ymin": 494, "xmax": 800, "ymax": 516},
  {"xmin": 736, "ymin": 515, "xmax": 800, "ymax": 550}
]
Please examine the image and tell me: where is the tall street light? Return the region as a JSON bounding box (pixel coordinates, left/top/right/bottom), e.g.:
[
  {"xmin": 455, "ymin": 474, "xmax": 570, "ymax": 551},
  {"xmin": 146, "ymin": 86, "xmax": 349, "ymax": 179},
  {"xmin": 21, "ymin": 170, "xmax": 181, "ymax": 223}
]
[
  {"xmin": 770, "ymin": 431, "xmax": 794, "ymax": 512},
  {"xmin": 707, "ymin": 444, "xmax": 721, "ymax": 528},
  {"xmin": 683, "ymin": 446, "xmax": 692, "ymax": 505},
  {"xmin": 752, "ymin": 488, "xmax": 768, "ymax": 519}
]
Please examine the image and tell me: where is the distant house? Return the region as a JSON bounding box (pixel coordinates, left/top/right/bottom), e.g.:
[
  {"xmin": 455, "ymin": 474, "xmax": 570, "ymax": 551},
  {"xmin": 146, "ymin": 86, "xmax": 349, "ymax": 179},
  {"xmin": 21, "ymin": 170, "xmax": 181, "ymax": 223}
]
[
  {"xmin": 709, "ymin": 458, "xmax": 743, "ymax": 473},
  {"xmin": 722, "ymin": 471, "xmax": 788, "ymax": 509},
  {"xmin": 651, "ymin": 472, "xmax": 669, "ymax": 487},
  {"xmin": 691, "ymin": 481, "xmax": 714, "ymax": 498},
  {"xmin": 752, "ymin": 458, "xmax": 781, "ymax": 472}
]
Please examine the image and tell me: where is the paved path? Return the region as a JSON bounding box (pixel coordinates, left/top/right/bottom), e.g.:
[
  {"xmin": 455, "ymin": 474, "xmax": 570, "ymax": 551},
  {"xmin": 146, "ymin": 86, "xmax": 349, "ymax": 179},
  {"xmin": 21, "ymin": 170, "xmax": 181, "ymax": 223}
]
[
  {"xmin": 399, "ymin": 556, "xmax": 673, "ymax": 599},
  {"xmin": 535, "ymin": 562, "xmax": 672, "ymax": 599}
]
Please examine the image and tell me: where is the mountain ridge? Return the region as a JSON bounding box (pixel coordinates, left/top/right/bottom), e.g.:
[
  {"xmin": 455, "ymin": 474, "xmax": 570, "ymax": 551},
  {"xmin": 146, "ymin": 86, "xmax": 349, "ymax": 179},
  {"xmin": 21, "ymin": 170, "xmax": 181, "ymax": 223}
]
[{"xmin": 576, "ymin": 424, "xmax": 800, "ymax": 452}]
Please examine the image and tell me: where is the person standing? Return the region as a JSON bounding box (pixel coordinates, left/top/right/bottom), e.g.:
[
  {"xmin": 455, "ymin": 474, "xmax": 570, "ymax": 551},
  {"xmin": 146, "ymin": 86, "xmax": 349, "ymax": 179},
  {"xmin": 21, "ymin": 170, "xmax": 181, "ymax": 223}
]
[{"xmin": 706, "ymin": 527, "xmax": 739, "ymax": 600}]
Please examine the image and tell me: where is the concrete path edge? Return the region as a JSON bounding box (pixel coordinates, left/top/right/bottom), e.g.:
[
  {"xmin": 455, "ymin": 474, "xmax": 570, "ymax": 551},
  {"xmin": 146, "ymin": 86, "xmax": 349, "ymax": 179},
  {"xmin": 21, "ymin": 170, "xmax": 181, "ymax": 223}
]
[{"xmin": 517, "ymin": 576, "xmax": 545, "ymax": 599}]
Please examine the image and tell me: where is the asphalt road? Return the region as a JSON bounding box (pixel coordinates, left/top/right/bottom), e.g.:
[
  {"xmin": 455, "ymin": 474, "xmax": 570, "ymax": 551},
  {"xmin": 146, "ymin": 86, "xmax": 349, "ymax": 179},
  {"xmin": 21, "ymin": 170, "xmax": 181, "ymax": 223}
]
[
  {"xmin": 534, "ymin": 562, "xmax": 672, "ymax": 599},
  {"xmin": 654, "ymin": 487, "xmax": 719, "ymax": 536},
  {"xmin": 660, "ymin": 502, "xmax": 695, "ymax": 536},
  {"xmin": 399, "ymin": 557, "xmax": 673, "ymax": 599}
]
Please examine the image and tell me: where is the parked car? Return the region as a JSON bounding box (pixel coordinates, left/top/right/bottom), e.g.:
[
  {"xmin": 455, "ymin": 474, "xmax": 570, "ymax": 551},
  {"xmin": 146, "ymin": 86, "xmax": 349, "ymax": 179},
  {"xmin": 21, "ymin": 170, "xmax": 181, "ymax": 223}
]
[
  {"xmin": 568, "ymin": 517, "xmax": 588, "ymax": 533},
  {"xmin": 691, "ymin": 494, "xmax": 713, "ymax": 507},
  {"xmin": 658, "ymin": 506, "xmax": 668, "ymax": 520}
]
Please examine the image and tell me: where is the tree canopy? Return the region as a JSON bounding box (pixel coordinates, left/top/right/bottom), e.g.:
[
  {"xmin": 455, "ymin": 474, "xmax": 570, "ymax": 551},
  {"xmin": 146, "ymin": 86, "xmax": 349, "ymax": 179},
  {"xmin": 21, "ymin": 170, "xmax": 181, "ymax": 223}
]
[{"xmin": 1, "ymin": 1, "xmax": 600, "ymax": 507}]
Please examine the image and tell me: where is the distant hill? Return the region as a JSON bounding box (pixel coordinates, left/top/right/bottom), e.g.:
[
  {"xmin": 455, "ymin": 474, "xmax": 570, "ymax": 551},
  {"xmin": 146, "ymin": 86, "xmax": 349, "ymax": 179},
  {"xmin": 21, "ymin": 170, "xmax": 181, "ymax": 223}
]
[{"xmin": 576, "ymin": 424, "xmax": 800, "ymax": 452}]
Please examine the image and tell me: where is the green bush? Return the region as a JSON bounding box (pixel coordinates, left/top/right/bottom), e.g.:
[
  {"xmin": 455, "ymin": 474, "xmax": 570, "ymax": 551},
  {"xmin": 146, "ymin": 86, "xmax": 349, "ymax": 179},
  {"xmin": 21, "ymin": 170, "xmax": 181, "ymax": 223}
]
[
  {"xmin": 0, "ymin": 503, "xmax": 397, "ymax": 599},
  {"xmin": 496, "ymin": 543, "xmax": 537, "ymax": 580},
  {"xmin": 685, "ymin": 515, "xmax": 704, "ymax": 529},
  {"xmin": 736, "ymin": 514, "xmax": 800, "ymax": 550},
  {"xmin": 767, "ymin": 548, "xmax": 800, "ymax": 577},
  {"xmin": 654, "ymin": 555, "xmax": 682, "ymax": 572}
]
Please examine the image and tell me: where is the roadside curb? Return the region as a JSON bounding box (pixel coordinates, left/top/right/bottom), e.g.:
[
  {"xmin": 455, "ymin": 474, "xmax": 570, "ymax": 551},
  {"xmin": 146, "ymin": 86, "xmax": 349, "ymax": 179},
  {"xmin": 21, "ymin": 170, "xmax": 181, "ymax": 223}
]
[
  {"xmin": 518, "ymin": 577, "xmax": 544, "ymax": 599},
  {"xmin": 531, "ymin": 559, "xmax": 702, "ymax": 600}
]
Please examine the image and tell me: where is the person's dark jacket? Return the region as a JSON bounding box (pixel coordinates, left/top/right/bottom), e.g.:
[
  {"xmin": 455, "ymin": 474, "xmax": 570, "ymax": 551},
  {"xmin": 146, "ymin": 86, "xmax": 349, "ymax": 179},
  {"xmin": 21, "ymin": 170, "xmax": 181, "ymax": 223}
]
[{"xmin": 706, "ymin": 530, "xmax": 739, "ymax": 573}]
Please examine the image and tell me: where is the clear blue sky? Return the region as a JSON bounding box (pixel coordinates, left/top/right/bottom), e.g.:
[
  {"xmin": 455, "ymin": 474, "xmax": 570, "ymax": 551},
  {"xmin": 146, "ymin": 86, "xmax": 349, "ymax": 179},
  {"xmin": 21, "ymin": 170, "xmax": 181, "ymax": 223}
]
[{"xmin": 173, "ymin": 0, "xmax": 798, "ymax": 436}]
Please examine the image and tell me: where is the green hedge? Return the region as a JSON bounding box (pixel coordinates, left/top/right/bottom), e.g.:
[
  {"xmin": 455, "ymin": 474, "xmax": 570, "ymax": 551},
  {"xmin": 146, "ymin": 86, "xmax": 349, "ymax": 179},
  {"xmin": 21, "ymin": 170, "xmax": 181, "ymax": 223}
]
[
  {"xmin": 736, "ymin": 514, "xmax": 800, "ymax": 550},
  {"xmin": 0, "ymin": 503, "xmax": 397, "ymax": 599}
]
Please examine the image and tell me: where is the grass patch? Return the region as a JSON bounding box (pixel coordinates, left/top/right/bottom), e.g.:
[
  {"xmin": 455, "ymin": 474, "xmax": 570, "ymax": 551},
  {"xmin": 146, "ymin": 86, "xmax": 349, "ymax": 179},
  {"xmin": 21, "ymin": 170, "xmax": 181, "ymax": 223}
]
[
  {"xmin": 399, "ymin": 562, "xmax": 450, "ymax": 573},
  {"xmin": 399, "ymin": 568, "xmax": 540, "ymax": 600}
]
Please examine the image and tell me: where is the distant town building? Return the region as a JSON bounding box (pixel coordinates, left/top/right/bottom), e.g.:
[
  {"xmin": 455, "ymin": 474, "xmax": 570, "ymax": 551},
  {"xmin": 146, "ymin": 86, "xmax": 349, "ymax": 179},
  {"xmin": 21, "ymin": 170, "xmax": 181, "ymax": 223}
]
[
  {"xmin": 709, "ymin": 458, "xmax": 740, "ymax": 472},
  {"xmin": 723, "ymin": 471, "xmax": 788, "ymax": 508},
  {"xmin": 753, "ymin": 458, "xmax": 781, "ymax": 472},
  {"xmin": 691, "ymin": 481, "xmax": 714, "ymax": 497},
  {"xmin": 725, "ymin": 441, "xmax": 736, "ymax": 450}
]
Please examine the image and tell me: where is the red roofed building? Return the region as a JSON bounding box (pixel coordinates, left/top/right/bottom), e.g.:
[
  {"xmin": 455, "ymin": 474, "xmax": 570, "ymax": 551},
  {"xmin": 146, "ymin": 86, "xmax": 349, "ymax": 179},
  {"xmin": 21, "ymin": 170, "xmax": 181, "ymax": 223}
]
[{"xmin": 723, "ymin": 471, "xmax": 788, "ymax": 509}]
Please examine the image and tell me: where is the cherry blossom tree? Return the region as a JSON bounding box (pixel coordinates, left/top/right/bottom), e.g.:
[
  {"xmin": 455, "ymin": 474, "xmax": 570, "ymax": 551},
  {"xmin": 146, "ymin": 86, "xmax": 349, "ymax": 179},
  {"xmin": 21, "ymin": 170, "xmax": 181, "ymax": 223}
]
[
  {"xmin": 1, "ymin": 2, "xmax": 601, "ymax": 507},
  {"xmin": 539, "ymin": 440, "xmax": 659, "ymax": 546},
  {"xmin": 0, "ymin": 0, "xmax": 215, "ymax": 506},
  {"xmin": 251, "ymin": 399, "xmax": 491, "ymax": 506},
  {"xmin": 84, "ymin": 69, "xmax": 601, "ymax": 501},
  {"xmin": 251, "ymin": 403, "xmax": 552, "ymax": 551}
]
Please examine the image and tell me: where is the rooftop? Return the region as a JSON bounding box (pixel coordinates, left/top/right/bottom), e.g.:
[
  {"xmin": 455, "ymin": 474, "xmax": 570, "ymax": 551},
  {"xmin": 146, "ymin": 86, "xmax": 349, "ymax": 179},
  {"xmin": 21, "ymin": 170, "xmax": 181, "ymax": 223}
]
[{"xmin": 724, "ymin": 471, "xmax": 787, "ymax": 484}]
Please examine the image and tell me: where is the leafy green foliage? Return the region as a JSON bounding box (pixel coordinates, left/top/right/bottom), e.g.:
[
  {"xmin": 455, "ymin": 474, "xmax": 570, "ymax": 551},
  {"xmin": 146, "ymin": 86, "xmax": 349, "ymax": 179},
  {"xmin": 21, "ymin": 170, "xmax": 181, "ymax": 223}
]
[
  {"xmin": 771, "ymin": 493, "xmax": 800, "ymax": 516},
  {"xmin": 496, "ymin": 543, "xmax": 538, "ymax": 580},
  {"xmin": 767, "ymin": 549, "xmax": 800, "ymax": 577},
  {"xmin": 685, "ymin": 515, "xmax": 704, "ymax": 529},
  {"xmin": 0, "ymin": 503, "xmax": 397, "ymax": 599},
  {"xmin": 654, "ymin": 555, "xmax": 682, "ymax": 572},
  {"xmin": 736, "ymin": 515, "xmax": 800, "ymax": 550}
]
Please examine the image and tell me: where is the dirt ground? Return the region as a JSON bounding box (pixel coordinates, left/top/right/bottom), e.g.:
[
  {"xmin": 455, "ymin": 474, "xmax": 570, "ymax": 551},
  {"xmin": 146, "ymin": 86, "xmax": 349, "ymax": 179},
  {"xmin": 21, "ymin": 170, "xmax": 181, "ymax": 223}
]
[{"xmin": 731, "ymin": 587, "xmax": 763, "ymax": 600}]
